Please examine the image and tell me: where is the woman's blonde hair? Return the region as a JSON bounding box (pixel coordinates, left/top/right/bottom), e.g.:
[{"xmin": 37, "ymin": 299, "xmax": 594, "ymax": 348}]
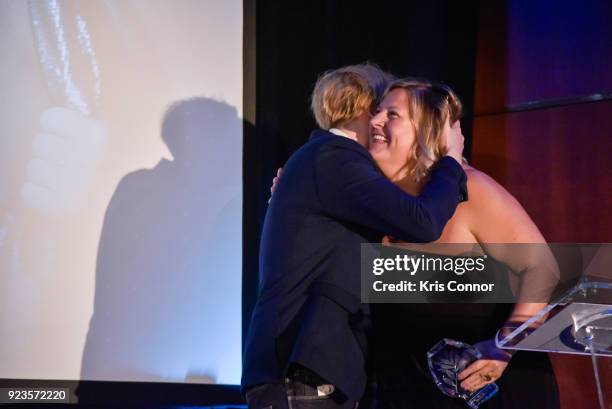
[
  {"xmin": 311, "ymin": 63, "xmax": 394, "ymax": 129},
  {"xmin": 383, "ymin": 79, "xmax": 463, "ymax": 181}
]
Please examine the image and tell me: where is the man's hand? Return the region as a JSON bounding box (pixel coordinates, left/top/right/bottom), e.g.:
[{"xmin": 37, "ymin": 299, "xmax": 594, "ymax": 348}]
[
  {"xmin": 444, "ymin": 119, "xmax": 464, "ymax": 164},
  {"xmin": 457, "ymin": 338, "xmax": 512, "ymax": 393}
]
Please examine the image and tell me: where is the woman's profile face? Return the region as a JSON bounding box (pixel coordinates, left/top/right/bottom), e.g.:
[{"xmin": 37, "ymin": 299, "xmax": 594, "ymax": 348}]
[{"xmin": 369, "ymin": 88, "xmax": 416, "ymax": 180}]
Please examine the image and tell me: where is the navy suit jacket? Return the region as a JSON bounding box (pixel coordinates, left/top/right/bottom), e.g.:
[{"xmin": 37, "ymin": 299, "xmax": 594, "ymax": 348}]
[{"xmin": 242, "ymin": 129, "xmax": 467, "ymax": 400}]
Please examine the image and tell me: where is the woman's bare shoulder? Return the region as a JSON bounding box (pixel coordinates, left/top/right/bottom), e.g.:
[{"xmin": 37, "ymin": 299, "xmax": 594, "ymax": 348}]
[
  {"xmin": 460, "ymin": 166, "xmax": 544, "ymax": 242},
  {"xmin": 463, "ymin": 166, "xmax": 520, "ymax": 209}
]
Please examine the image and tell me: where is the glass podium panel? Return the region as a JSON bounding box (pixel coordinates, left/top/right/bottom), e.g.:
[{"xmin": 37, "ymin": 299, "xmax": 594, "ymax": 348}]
[
  {"xmin": 496, "ymin": 279, "xmax": 611, "ymax": 409},
  {"xmin": 496, "ymin": 279, "xmax": 612, "ymax": 356}
]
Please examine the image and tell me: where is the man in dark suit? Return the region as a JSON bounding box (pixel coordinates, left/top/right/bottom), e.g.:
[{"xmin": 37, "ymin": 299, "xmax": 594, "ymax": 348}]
[{"xmin": 242, "ymin": 64, "xmax": 467, "ymax": 409}]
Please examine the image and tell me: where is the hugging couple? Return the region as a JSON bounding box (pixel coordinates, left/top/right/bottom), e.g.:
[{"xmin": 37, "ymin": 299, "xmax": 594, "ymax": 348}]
[{"xmin": 242, "ymin": 64, "xmax": 557, "ymax": 409}]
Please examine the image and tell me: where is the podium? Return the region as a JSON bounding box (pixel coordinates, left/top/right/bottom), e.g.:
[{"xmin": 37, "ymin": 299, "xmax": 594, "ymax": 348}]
[{"xmin": 496, "ymin": 279, "xmax": 612, "ymax": 409}]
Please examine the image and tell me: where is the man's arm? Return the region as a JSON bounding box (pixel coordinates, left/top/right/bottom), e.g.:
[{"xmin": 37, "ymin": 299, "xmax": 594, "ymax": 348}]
[{"xmin": 314, "ymin": 147, "xmax": 467, "ymax": 243}]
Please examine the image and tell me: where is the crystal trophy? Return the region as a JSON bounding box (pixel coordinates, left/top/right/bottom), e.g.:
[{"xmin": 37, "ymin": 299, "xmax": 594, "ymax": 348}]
[{"xmin": 427, "ymin": 338, "xmax": 498, "ymax": 408}]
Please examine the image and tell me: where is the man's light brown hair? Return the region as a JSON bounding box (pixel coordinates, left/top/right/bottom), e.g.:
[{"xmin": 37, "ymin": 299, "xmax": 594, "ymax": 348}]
[
  {"xmin": 311, "ymin": 63, "xmax": 394, "ymax": 130},
  {"xmin": 383, "ymin": 79, "xmax": 463, "ymax": 181}
]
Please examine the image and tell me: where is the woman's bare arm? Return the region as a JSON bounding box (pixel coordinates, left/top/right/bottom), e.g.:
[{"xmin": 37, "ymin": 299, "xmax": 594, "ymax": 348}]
[
  {"xmin": 457, "ymin": 168, "xmax": 559, "ymax": 391},
  {"xmin": 465, "ymin": 168, "xmax": 558, "ymax": 312}
]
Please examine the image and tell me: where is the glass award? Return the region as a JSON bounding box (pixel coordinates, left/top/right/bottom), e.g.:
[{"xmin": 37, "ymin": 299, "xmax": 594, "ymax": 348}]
[{"xmin": 427, "ymin": 338, "xmax": 498, "ymax": 409}]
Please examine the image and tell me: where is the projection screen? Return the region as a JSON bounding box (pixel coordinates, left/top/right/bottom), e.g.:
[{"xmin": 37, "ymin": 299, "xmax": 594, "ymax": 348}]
[{"xmin": 0, "ymin": 0, "xmax": 243, "ymax": 385}]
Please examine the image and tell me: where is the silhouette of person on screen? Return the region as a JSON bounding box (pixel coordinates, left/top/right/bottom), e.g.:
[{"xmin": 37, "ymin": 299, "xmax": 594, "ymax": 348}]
[{"xmin": 80, "ymin": 98, "xmax": 242, "ymax": 385}]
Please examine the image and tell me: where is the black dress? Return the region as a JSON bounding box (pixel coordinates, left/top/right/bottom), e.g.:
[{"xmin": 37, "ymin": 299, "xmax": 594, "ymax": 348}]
[{"xmin": 369, "ymin": 256, "xmax": 560, "ymax": 409}]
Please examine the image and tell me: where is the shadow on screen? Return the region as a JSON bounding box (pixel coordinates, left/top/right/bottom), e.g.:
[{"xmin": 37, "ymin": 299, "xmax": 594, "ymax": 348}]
[{"xmin": 79, "ymin": 97, "xmax": 242, "ymax": 388}]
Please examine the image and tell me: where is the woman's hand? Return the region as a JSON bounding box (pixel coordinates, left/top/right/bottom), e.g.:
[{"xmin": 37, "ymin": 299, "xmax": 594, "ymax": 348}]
[
  {"xmin": 271, "ymin": 168, "xmax": 283, "ymax": 194},
  {"xmin": 382, "ymin": 235, "xmax": 396, "ymax": 245},
  {"xmin": 457, "ymin": 338, "xmax": 512, "ymax": 393},
  {"xmin": 268, "ymin": 167, "xmax": 283, "ymax": 203}
]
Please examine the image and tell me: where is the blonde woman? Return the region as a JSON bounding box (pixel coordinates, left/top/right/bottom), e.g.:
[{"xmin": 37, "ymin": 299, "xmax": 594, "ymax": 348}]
[{"xmin": 369, "ymin": 80, "xmax": 559, "ymax": 409}]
